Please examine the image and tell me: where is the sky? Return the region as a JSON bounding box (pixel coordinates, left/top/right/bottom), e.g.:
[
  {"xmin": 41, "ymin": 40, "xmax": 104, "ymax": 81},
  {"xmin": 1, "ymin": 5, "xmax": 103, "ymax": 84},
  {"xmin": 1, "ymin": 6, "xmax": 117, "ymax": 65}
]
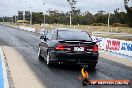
[{"xmin": 0, "ymin": 0, "xmax": 128, "ymax": 17}]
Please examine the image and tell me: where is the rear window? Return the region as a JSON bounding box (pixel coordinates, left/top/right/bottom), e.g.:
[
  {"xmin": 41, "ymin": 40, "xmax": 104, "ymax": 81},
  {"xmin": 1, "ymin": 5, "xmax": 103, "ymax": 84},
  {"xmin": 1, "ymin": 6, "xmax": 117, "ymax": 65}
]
[{"xmin": 57, "ymin": 30, "xmax": 92, "ymax": 41}]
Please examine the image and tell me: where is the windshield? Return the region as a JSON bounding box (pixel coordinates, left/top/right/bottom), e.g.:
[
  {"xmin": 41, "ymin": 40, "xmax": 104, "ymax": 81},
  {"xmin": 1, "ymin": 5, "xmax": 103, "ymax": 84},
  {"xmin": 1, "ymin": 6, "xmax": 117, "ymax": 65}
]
[{"xmin": 57, "ymin": 30, "xmax": 92, "ymax": 41}]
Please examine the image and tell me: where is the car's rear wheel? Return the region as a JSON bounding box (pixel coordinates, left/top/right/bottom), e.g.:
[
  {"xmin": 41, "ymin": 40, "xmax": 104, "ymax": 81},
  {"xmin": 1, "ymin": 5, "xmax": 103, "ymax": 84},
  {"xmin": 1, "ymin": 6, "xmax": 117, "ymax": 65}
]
[
  {"xmin": 46, "ymin": 52, "xmax": 52, "ymax": 66},
  {"xmin": 38, "ymin": 48, "xmax": 44, "ymax": 61}
]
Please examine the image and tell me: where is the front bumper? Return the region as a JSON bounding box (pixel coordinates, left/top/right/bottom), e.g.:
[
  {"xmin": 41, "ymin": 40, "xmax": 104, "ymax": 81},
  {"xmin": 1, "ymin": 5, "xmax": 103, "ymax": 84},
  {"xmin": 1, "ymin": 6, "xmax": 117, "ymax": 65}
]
[{"xmin": 49, "ymin": 51, "xmax": 99, "ymax": 65}]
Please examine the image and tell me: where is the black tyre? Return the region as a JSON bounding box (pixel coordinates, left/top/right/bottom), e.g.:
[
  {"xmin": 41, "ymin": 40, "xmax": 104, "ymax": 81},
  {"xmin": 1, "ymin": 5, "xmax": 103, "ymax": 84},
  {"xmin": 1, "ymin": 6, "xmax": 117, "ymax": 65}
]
[
  {"xmin": 38, "ymin": 48, "xmax": 44, "ymax": 61},
  {"xmin": 82, "ymin": 81, "xmax": 87, "ymax": 86}
]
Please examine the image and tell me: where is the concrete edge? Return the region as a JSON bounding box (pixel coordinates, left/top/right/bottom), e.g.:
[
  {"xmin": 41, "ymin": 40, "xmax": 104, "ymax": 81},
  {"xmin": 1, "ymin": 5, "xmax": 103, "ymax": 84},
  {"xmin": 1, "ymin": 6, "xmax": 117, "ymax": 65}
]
[
  {"xmin": 99, "ymin": 50, "xmax": 132, "ymax": 60},
  {"xmin": 3, "ymin": 46, "xmax": 45, "ymax": 88},
  {"xmin": 0, "ymin": 47, "xmax": 9, "ymax": 88},
  {"xmin": 99, "ymin": 50, "xmax": 132, "ymax": 67}
]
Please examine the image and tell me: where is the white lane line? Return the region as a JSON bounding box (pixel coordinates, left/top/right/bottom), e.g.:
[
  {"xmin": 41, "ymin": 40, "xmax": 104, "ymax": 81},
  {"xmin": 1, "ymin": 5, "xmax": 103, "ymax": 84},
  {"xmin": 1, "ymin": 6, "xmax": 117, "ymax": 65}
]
[{"xmin": 0, "ymin": 47, "xmax": 9, "ymax": 88}]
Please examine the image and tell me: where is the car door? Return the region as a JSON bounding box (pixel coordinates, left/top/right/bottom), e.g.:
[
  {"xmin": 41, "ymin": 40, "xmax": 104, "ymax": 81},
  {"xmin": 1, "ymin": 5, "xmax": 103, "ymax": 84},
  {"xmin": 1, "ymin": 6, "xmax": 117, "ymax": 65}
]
[{"xmin": 41, "ymin": 30, "xmax": 54, "ymax": 58}]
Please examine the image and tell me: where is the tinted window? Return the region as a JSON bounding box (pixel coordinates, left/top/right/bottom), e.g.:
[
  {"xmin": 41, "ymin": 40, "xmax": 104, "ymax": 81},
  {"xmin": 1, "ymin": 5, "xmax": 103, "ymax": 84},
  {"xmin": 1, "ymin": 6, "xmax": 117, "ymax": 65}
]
[
  {"xmin": 57, "ymin": 30, "xmax": 92, "ymax": 41},
  {"xmin": 46, "ymin": 30, "xmax": 54, "ymax": 40}
]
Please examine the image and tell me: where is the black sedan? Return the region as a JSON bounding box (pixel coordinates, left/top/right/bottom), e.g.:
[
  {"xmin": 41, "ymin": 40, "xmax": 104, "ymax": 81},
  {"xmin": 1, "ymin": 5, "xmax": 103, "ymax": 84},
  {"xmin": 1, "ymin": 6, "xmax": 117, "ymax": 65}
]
[{"xmin": 38, "ymin": 28, "xmax": 99, "ymax": 68}]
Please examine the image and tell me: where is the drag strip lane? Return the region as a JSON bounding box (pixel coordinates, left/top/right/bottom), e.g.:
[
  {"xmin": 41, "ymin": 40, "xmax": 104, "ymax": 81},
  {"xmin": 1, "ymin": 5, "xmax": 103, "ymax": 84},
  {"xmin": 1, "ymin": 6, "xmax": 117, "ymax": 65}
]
[{"xmin": 0, "ymin": 25, "xmax": 131, "ymax": 88}]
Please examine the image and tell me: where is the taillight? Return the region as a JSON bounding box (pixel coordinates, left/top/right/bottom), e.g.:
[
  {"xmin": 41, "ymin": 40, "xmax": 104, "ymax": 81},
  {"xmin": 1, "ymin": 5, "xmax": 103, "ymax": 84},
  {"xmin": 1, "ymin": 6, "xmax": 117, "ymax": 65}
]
[
  {"xmin": 93, "ymin": 45, "xmax": 98, "ymax": 52},
  {"xmin": 55, "ymin": 44, "xmax": 64, "ymax": 50}
]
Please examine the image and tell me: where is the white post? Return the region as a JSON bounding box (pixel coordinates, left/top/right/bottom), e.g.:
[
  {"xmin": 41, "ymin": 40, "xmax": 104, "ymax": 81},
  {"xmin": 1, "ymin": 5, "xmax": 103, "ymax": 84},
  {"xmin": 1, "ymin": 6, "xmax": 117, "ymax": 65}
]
[
  {"xmin": 15, "ymin": 15, "xmax": 16, "ymax": 23},
  {"xmin": 70, "ymin": 12, "xmax": 71, "ymax": 26},
  {"xmin": 16, "ymin": 16, "xmax": 17, "ymax": 23},
  {"xmin": 44, "ymin": 12, "xmax": 45, "ymax": 26},
  {"xmin": 23, "ymin": 11, "xmax": 25, "ymax": 25},
  {"xmin": 30, "ymin": 12, "xmax": 32, "ymax": 25},
  {"xmin": 30, "ymin": 6, "xmax": 32, "ymax": 25},
  {"xmin": 42, "ymin": 2, "xmax": 45, "ymax": 27},
  {"xmin": 3, "ymin": 18, "xmax": 4, "ymax": 22},
  {"xmin": 108, "ymin": 12, "xmax": 110, "ymax": 32},
  {"xmin": 11, "ymin": 19, "xmax": 13, "ymax": 24}
]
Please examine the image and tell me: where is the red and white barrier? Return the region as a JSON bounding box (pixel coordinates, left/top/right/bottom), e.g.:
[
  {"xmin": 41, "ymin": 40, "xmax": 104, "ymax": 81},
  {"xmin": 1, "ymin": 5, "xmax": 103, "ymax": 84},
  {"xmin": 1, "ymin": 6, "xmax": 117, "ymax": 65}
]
[{"xmin": 92, "ymin": 36, "xmax": 132, "ymax": 57}]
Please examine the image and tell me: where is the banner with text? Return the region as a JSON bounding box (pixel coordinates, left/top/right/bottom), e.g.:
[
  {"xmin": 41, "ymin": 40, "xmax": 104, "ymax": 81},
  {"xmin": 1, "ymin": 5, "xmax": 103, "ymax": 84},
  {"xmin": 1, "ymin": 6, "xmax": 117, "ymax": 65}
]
[{"xmin": 92, "ymin": 36, "xmax": 132, "ymax": 57}]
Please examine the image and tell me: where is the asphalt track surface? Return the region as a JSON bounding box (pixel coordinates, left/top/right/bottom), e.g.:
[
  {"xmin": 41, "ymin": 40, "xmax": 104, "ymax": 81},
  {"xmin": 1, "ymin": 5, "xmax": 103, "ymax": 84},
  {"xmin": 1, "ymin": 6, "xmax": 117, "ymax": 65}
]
[{"xmin": 0, "ymin": 25, "xmax": 132, "ymax": 88}]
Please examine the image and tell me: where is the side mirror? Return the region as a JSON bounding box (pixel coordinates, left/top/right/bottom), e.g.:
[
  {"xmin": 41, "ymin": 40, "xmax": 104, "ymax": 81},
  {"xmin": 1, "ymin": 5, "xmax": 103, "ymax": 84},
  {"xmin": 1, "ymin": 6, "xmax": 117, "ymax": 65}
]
[
  {"xmin": 40, "ymin": 36, "xmax": 48, "ymax": 41},
  {"xmin": 40, "ymin": 36, "xmax": 45, "ymax": 39}
]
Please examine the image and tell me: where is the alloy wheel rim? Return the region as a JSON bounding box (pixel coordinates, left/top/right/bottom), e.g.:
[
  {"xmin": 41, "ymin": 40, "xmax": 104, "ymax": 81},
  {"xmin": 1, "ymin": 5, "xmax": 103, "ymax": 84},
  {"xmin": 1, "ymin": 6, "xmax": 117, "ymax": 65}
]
[
  {"xmin": 38, "ymin": 48, "xmax": 40, "ymax": 57},
  {"xmin": 46, "ymin": 53, "xmax": 50, "ymax": 65}
]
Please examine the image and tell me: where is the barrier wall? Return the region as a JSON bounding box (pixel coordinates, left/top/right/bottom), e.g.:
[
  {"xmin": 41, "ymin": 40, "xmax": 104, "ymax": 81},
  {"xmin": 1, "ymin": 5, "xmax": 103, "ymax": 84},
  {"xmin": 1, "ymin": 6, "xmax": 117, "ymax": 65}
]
[
  {"xmin": 92, "ymin": 36, "xmax": 132, "ymax": 57},
  {"xmin": 20, "ymin": 26, "xmax": 36, "ymax": 32},
  {"xmin": 0, "ymin": 48, "xmax": 9, "ymax": 88}
]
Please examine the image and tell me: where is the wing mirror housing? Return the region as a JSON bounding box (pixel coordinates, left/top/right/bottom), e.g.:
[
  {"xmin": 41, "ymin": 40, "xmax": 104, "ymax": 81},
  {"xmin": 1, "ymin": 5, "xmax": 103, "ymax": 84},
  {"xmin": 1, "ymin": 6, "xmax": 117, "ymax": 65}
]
[
  {"xmin": 40, "ymin": 36, "xmax": 45, "ymax": 39},
  {"xmin": 40, "ymin": 36, "xmax": 48, "ymax": 41}
]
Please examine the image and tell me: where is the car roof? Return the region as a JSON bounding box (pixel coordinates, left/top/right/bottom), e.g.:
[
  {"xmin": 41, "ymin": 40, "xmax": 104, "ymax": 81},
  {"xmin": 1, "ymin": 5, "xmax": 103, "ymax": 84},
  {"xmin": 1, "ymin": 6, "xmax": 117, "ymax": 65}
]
[{"xmin": 54, "ymin": 28, "xmax": 84, "ymax": 32}]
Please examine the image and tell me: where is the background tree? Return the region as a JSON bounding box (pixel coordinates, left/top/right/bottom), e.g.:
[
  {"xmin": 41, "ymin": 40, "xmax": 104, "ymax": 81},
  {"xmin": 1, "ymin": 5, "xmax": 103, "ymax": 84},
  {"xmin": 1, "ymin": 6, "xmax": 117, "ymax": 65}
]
[
  {"xmin": 95, "ymin": 10, "xmax": 107, "ymax": 24},
  {"xmin": 0, "ymin": 6, "xmax": 129, "ymax": 27},
  {"xmin": 32, "ymin": 12, "xmax": 44, "ymax": 25},
  {"xmin": 0, "ymin": 17, "xmax": 3, "ymax": 22},
  {"xmin": 124, "ymin": 0, "xmax": 132, "ymax": 27}
]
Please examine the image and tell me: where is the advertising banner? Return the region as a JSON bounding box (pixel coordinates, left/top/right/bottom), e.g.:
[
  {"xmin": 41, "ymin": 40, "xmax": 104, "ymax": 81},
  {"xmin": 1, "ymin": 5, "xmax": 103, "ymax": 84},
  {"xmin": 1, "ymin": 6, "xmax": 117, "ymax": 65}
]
[{"xmin": 92, "ymin": 36, "xmax": 132, "ymax": 57}]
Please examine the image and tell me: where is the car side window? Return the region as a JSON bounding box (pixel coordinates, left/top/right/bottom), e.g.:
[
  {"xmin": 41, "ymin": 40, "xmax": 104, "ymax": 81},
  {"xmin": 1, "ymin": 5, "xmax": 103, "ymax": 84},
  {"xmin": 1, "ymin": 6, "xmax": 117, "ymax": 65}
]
[
  {"xmin": 51, "ymin": 30, "xmax": 55, "ymax": 39},
  {"xmin": 46, "ymin": 30, "xmax": 54, "ymax": 40}
]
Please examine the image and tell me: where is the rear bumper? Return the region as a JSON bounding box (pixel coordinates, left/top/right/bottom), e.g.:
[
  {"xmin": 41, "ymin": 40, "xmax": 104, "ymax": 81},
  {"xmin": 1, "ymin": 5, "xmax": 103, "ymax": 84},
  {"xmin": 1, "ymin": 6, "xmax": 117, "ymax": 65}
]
[{"xmin": 49, "ymin": 51, "xmax": 99, "ymax": 65}]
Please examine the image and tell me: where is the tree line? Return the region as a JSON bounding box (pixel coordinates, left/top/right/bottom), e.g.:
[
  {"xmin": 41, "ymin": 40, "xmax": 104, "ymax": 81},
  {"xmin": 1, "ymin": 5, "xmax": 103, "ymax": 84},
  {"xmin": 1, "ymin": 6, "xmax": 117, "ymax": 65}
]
[
  {"xmin": 0, "ymin": 9, "xmax": 132, "ymax": 28},
  {"xmin": 124, "ymin": 0, "xmax": 132, "ymax": 27},
  {"xmin": 32, "ymin": 0, "xmax": 132, "ymax": 27},
  {"xmin": 0, "ymin": 9, "xmax": 131, "ymax": 27},
  {"xmin": 0, "ymin": 0, "xmax": 132, "ymax": 27},
  {"xmin": 31, "ymin": 10, "xmax": 129, "ymax": 27}
]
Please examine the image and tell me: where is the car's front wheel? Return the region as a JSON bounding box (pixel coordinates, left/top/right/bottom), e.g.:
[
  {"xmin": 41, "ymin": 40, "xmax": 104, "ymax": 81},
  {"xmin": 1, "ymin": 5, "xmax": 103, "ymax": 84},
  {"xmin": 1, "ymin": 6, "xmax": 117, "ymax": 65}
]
[{"xmin": 38, "ymin": 48, "xmax": 44, "ymax": 61}]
